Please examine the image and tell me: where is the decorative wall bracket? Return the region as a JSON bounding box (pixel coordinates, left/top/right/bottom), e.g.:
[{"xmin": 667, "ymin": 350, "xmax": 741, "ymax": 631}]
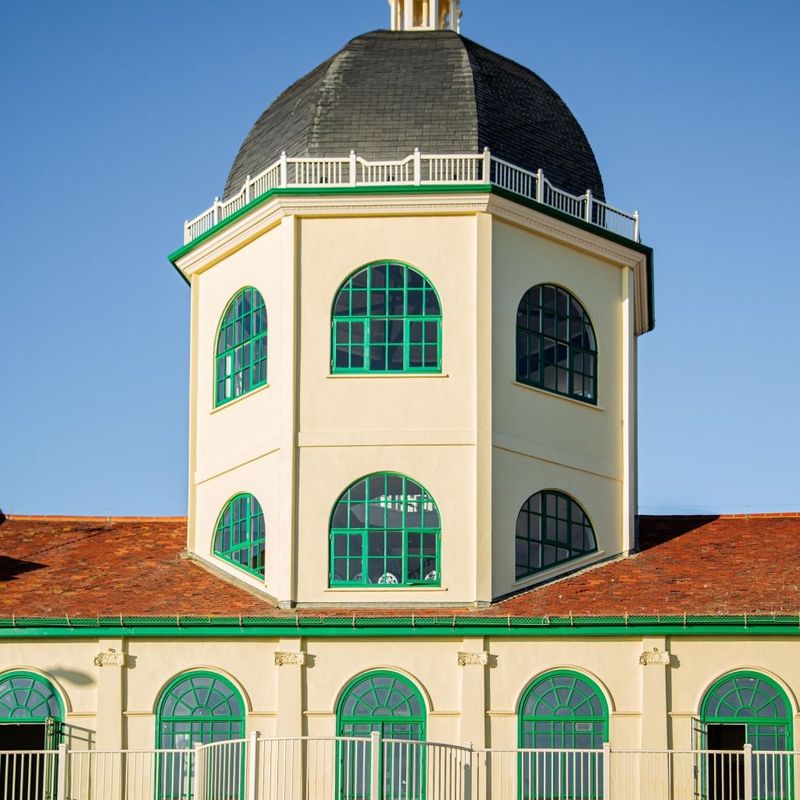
[
  {"xmin": 639, "ymin": 647, "xmax": 672, "ymax": 666},
  {"xmin": 274, "ymin": 651, "xmax": 306, "ymax": 667},
  {"xmin": 457, "ymin": 651, "xmax": 489, "ymax": 666},
  {"xmin": 94, "ymin": 649, "xmax": 128, "ymax": 667}
]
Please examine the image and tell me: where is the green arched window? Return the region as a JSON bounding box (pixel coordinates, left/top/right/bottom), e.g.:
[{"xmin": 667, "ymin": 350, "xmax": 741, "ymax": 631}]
[
  {"xmin": 0, "ymin": 672, "xmax": 62, "ymax": 721},
  {"xmin": 701, "ymin": 672, "xmax": 792, "ymax": 752},
  {"xmin": 156, "ymin": 671, "xmax": 245, "ymax": 749},
  {"xmin": 515, "ymin": 490, "xmax": 597, "ymax": 580},
  {"xmin": 330, "ymin": 473, "xmax": 440, "ymax": 587},
  {"xmin": 331, "ymin": 261, "xmax": 441, "ymax": 373},
  {"xmin": 519, "ymin": 671, "xmax": 608, "ymax": 799},
  {"xmin": 516, "ymin": 284, "xmax": 597, "ymax": 403},
  {"xmin": 213, "ymin": 493, "xmax": 265, "ymax": 578},
  {"xmin": 215, "ymin": 287, "xmax": 267, "ymax": 407},
  {"xmin": 337, "ymin": 671, "xmax": 426, "ymax": 800}
]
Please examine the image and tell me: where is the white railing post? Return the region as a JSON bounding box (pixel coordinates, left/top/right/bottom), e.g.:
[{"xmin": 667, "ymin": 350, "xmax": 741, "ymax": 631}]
[
  {"xmin": 212, "ymin": 197, "xmax": 220, "ymax": 226},
  {"xmin": 413, "ymin": 148, "xmax": 421, "ymax": 186},
  {"xmin": 603, "ymin": 743, "xmax": 612, "ymax": 800},
  {"xmin": 247, "ymin": 731, "xmax": 259, "ymax": 800},
  {"xmin": 56, "ymin": 743, "xmax": 67, "ymax": 800},
  {"xmin": 194, "ymin": 742, "xmax": 204, "ymax": 800},
  {"xmin": 279, "ymin": 151, "xmax": 288, "ymax": 187},
  {"xmin": 482, "ymin": 148, "xmax": 491, "ymax": 183},
  {"xmin": 743, "ymin": 744, "xmax": 753, "ymax": 800},
  {"xmin": 463, "ymin": 742, "xmax": 473, "ymax": 800},
  {"xmin": 350, "ymin": 150, "xmax": 358, "ymax": 186},
  {"xmin": 370, "ymin": 730, "xmax": 382, "ymax": 799},
  {"xmin": 536, "ymin": 169, "xmax": 544, "ymax": 202},
  {"xmin": 245, "ymin": 175, "xmax": 251, "ymax": 204},
  {"xmin": 584, "ymin": 189, "xmax": 593, "ymax": 222},
  {"xmin": 633, "ymin": 210, "xmax": 640, "ymax": 242},
  {"xmin": 183, "ymin": 220, "xmax": 190, "ymax": 244}
]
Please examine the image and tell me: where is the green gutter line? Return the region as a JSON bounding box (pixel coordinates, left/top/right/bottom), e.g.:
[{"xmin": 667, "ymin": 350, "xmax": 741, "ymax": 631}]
[{"xmin": 1, "ymin": 615, "xmax": 798, "ymax": 639}]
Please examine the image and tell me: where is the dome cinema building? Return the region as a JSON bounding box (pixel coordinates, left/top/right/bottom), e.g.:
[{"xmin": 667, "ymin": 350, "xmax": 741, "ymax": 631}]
[{"xmin": 1, "ymin": 2, "xmax": 799, "ymax": 799}]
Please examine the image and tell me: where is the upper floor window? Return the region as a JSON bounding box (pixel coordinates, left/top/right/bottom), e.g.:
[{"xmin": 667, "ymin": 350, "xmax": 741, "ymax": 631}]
[
  {"xmin": 516, "ymin": 284, "xmax": 597, "ymax": 403},
  {"xmin": 331, "ymin": 261, "xmax": 441, "ymax": 373},
  {"xmin": 213, "ymin": 493, "xmax": 265, "ymax": 578},
  {"xmin": 516, "ymin": 490, "xmax": 597, "ymax": 579},
  {"xmin": 215, "ymin": 287, "xmax": 267, "ymax": 407},
  {"xmin": 330, "ymin": 472, "xmax": 441, "ymax": 587}
]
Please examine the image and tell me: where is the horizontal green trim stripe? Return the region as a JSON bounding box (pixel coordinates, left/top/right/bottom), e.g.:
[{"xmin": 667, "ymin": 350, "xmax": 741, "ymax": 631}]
[{"xmin": 1, "ymin": 615, "xmax": 799, "ymax": 639}]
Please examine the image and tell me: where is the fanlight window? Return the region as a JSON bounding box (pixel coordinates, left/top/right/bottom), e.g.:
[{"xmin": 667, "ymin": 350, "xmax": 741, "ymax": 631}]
[
  {"xmin": 519, "ymin": 671, "xmax": 608, "ymax": 799},
  {"xmin": 331, "ymin": 261, "xmax": 441, "ymax": 373},
  {"xmin": 215, "ymin": 287, "xmax": 267, "ymax": 407},
  {"xmin": 213, "ymin": 493, "xmax": 265, "ymax": 578},
  {"xmin": 515, "ymin": 491, "xmax": 597, "ymax": 579},
  {"xmin": 330, "ymin": 473, "xmax": 440, "ymax": 587},
  {"xmin": 0, "ymin": 672, "xmax": 62, "ymax": 720},
  {"xmin": 337, "ymin": 671, "xmax": 426, "ymax": 800},
  {"xmin": 516, "ymin": 284, "xmax": 597, "ymax": 403}
]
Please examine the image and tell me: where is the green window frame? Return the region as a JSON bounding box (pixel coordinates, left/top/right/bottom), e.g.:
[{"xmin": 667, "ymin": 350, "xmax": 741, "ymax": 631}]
[
  {"xmin": 0, "ymin": 671, "xmax": 63, "ymax": 722},
  {"xmin": 156, "ymin": 671, "xmax": 246, "ymax": 799},
  {"xmin": 213, "ymin": 493, "xmax": 266, "ymax": 578},
  {"xmin": 215, "ymin": 287, "xmax": 267, "ymax": 407},
  {"xmin": 330, "ymin": 473, "xmax": 441, "ymax": 588},
  {"xmin": 518, "ymin": 670, "xmax": 608, "ymax": 800},
  {"xmin": 516, "ymin": 284, "xmax": 597, "ymax": 403},
  {"xmin": 336, "ymin": 670, "xmax": 426, "ymax": 800},
  {"xmin": 331, "ymin": 261, "xmax": 442, "ymax": 373},
  {"xmin": 515, "ymin": 490, "xmax": 597, "ymax": 580}
]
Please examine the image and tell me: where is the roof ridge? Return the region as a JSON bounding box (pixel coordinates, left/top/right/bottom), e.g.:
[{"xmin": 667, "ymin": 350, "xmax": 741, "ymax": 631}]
[
  {"xmin": 3, "ymin": 514, "xmax": 187, "ymax": 522},
  {"xmin": 639, "ymin": 512, "xmax": 800, "ymax": 520}
]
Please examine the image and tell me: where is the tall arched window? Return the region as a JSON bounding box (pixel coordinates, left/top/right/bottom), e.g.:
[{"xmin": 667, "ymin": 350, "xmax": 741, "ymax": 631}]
[
  {"xmin": 0, "ymin": 671, "xmax": 62, "ymax": 721},
  {"xmin": 516, "ymin": 284, "xmax": 597, "ymax": 403},
  {"xmin": 519, "ymin": 670, "xmax": 608, "ymax": 799},
  {"xmin": 331, "ymin": 261, "xmax": 441, "ymax": 373},
  {"xmin": 213, "ymin": 493, "xmax": 265, "ymax": 578},
  {"xmin": 215, "ymin": 287, "xmax": 267, "ymax": 407},
  {"xmin": 516, "ymin": 490, "xmax": 597, "ymax": 579},
  {"xmin": 156, "ymin": 671, "xmax": 246, "ymax": 799},
  {"xmin": 337, "ymin": 671, "xmax": 426, "ymax": 800},
  {"xmin": 330, "ymin": 473, "xmax": 440, "ymax": 587}
]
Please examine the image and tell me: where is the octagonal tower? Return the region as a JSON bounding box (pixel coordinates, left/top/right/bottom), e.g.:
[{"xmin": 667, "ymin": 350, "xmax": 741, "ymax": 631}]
[{"xmin": 170, "ymin": 4, "xmax": 653, "ymax": 609}]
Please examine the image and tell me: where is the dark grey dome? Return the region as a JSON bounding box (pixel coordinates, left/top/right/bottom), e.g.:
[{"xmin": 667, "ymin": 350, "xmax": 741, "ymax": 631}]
[{"xmin": 224, "ymin": 30, "xmax": 604, "ymax": 202}]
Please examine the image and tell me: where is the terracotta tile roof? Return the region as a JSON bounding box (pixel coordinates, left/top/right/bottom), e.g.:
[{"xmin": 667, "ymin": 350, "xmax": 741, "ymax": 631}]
[{"xmin": 1, "ymin": 513, "xmax": 799, "ymax": 619}]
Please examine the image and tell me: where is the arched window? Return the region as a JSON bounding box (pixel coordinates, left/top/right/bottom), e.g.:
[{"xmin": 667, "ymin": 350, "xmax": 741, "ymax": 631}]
[
  {"xmin": 515, "ymin": 490, "xmax": 597, "ymax": 580},
  {"xmin": 213, "ymin": 493, "xmax": 265, "ymax": 578},
  {"xmin": 701, "ymin": 672, "xmax": 792, "ymax": 752},
  {"xmin": 519, "ymin": 670, "xmax": 608, "ymax": 799},
  {"xmin": 215, "ymin": 287, "xmax": 267, "ymax": 407},
  {"xmin": 331, "ymin": 261, "xmax": 441, "ymax": 373},
  {"xmin": 516, "ymin": 284, "xmax": 597, "ymax": 403},
  {"xmin": 337, "ymin": 671, "xmax": 426, "ymax": 799},
  {"xmin": 330, "ymin": 473, "xmax": 440, "ymax": 587},
  {"xmin": 0, "ymin": 672, "xmax": 62, "ymax": 721}
]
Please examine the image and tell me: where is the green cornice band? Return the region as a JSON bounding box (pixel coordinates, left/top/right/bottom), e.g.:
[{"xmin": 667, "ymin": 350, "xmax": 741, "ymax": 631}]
[
  {"xmin": 1, "ymin": 615, "xmax": 797, "ymax": 639},
  {"xmin": 167, "ymin": 185, "xmax": 654, "ymax": 331}
]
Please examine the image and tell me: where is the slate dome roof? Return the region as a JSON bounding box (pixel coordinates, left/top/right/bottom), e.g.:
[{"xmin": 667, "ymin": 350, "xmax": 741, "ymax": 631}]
[{"xmin": 224, "ymin": 30, "xmax": 604, "ymax": 202}]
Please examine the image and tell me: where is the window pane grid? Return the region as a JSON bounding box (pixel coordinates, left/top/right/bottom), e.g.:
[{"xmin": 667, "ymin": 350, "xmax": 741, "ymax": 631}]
[
  {"xmin": 332, "ymin": 262, "xmax": 442, "ymax": 373},
  {"xmin": 215, "ymin": 287, "xmax": 268, "ymax": 407},
  {"xmin": 330, "ymin": 473, "xmax": 441, "ymax": 587},
  {"xmin": 516, "ymin": 491, "xmax": 597, "ymax": 580},
  {"xmin": 213, "ymin": 493, "xmax": 266, "ymax": 578},
  {"xmin": 516, "ymin": 284, "xmax": 597, "ymax": 403}
]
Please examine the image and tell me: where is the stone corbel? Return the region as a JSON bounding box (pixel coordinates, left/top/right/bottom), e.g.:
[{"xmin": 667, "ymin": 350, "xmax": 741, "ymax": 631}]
[
  {"xmin": 94, "ymin": 648, "xmax": 128, "ymax": 667},
  {"xmin": 457, "ymin": 651, "xmax": 489, "ymax": 666},
  {"xmin": 639, "ymin": 647, "xmax": 672, "ymax": 666},
  {"xmin": 274, "ymin": 651, "xmax": 306, "ymax": 667}
]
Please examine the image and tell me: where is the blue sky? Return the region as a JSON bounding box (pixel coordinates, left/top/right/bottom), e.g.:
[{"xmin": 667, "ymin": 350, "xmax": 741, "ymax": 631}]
[{"xmin": 1, "ymin": 1, "xmax": 798, "ymax": 516}]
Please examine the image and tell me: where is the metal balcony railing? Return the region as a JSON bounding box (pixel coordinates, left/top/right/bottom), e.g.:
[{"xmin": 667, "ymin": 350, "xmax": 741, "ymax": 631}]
[{"xmin": 182, "ymin": 149, "xmax": 640, "ymax": 246}]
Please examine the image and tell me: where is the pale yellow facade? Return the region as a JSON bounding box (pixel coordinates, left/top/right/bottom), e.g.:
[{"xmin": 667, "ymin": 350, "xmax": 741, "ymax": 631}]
[
  {"xmin": 3, "ymin": 634, "xmax": 799, "ymax": 752},
  {"xmin": 178, "ymin": 190, "xmax": 650, "ymax": 608}
]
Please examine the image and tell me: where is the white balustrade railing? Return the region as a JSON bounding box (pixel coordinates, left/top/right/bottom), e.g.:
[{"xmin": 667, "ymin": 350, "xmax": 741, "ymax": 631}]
[
  {"xmin": 182, "ymin": 148, "xmax": 640, "ymax": 245},
  {"xmin": 8, "ymin": 738, "xmax": 794, "ymax": 800}
]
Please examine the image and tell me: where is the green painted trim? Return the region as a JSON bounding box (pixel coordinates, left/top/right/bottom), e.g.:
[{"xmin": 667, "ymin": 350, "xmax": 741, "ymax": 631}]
[
  {"xmin": 2, "ymin": 616, "xmax": 800, "ymax": 639},
  {"xmin": 212, "ymin": 492, "xmax": 266, "ymax": 579},
  {"xmin": 0, "ymin": 669, "xmax": 65, "ymax": 721}
]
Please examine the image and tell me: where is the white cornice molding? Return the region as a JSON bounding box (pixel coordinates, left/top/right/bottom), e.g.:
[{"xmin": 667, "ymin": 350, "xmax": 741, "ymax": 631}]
[
  {"xmin": 457, "ymin": 651, "xmax": 489, "ymax": 666},
  {"xmin": 639, "ymin": 648, "xmax": 673, "ymax": 666},
  {"xmin": 274, "ymin": 651, "xmax": 307, "ymax": 667},
  {"xmin": 94, "ymin": 649, "xmax": 128, "ymax": 668}
]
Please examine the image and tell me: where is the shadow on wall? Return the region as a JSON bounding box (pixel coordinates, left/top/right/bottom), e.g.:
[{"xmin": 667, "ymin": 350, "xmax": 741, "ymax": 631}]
[{"xmin": 637, "ymin": 515, "xmax": 721, "ymax": 552}]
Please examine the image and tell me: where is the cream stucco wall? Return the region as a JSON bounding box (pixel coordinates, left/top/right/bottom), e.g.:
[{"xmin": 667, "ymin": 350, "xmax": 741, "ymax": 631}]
[{"xmin": 4, "ymin": 634, "xmax": 800, "ymax": 754}]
